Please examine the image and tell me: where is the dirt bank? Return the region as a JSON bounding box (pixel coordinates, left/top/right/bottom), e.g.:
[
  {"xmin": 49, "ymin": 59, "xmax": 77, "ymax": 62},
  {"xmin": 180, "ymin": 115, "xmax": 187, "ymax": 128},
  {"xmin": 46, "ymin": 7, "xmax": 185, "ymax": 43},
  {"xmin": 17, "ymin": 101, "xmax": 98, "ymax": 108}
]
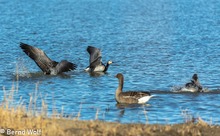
[{"xmin": 0, "ymin": 107, "xmax": 219, "ymax": 136}]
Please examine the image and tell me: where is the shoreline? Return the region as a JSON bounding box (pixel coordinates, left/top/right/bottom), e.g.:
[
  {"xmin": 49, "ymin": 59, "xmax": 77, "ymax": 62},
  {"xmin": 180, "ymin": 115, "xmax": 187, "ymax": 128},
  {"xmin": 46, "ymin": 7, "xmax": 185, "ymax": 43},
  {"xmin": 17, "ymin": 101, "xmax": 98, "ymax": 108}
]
[{"xmin": 0, "ymin": 107, "xmax": 220, "ymax": 136}]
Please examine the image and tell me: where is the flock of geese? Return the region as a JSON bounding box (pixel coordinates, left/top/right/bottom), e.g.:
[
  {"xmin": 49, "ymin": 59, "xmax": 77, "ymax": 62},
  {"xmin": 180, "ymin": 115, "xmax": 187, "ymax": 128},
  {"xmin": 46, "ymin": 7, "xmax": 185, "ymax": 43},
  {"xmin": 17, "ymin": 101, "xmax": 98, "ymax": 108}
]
[{"xmin": 20, "ymin": 42, "xmax": 204, "ymax": 104}]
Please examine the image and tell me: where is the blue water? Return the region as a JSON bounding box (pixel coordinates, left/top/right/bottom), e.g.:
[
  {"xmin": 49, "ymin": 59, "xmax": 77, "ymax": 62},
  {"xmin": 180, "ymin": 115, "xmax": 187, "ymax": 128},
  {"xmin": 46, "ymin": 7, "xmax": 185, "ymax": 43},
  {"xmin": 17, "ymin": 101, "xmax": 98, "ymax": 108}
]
[{"xmin": 0, "ymin": 0, "xmax": 220, "ymax": 124}]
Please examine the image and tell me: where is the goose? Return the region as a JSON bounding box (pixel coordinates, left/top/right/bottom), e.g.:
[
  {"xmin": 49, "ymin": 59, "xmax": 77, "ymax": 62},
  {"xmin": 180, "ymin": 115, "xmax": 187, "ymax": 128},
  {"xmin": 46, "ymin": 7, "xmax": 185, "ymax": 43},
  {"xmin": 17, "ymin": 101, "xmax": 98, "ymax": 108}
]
[
  {"xmin": 115, "ymin": 73, "xmax": 154, "ymax": 104},
  {"xmin": 183, "ymin": 74, "xmax": 203, "ymax": 92},
  {"xmin": 20, "ymin": 42, "xmax": 77, "ymax": 75},
  {"xmin": 85, "ymin": 46, "xmax": 112, "ymax": 72}
]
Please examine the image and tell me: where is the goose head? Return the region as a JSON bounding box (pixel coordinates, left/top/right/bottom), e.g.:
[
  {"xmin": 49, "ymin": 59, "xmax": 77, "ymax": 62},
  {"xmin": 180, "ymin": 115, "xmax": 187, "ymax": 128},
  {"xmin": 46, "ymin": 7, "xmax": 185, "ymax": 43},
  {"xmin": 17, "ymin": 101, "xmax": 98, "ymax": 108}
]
[
  {"xmin": 192, "ymin": 74, "xmax": 198, "ymax": 81},
  {"xmin": 107, "ymin": 60, "xmax": 113, "ymax": 65},
  {"xmin": 115, "ymin": 73, "xmax": 123, "ymax": 79}
]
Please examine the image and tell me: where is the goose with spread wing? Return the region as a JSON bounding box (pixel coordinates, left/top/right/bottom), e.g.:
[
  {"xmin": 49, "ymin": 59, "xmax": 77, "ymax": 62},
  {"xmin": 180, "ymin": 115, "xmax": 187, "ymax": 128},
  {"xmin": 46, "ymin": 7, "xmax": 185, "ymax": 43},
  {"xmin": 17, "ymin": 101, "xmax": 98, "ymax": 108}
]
[
  {"xmin": 115, "ymin": 73, "xmax": 154, "ymax": 104},
  {"xmin": 20, "ymin": 42, "xmax": 76, "ymax": 75},
  {"xmin": 184, "ymin": 74, "xmax": 203, "ymax": 92},
  {"xmin": 85, "ymin": 46, "xmax": 112, "ymax": 72}
]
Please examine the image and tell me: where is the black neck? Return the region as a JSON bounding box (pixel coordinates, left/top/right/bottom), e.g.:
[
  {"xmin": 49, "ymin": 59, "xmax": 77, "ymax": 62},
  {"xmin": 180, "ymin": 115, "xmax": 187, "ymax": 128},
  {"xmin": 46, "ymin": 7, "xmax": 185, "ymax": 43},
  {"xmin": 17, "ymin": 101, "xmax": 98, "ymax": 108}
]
[{"xmin": 104, "ymin": 62, "xmax": 110, "ymax": 72}]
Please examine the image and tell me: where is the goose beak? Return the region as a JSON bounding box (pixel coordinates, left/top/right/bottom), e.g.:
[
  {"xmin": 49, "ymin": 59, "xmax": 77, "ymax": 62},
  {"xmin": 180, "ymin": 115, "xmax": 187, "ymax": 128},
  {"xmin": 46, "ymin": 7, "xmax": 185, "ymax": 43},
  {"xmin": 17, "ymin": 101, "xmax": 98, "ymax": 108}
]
[{"xmin": 112, "ymin": 61, "xmax": 120, "ymax": 66}]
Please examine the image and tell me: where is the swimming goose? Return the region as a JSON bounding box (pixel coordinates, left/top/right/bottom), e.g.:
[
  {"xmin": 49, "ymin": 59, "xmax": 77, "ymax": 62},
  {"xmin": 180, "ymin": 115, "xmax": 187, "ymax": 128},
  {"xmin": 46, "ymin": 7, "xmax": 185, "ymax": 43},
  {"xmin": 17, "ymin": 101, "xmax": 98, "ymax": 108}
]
[
  {"xmin": 20, "ymin": 42, "xmax": 77, "ymax": 75},
  {"xmin": 85, "ymin": 46, "xmax": 112, "ymax": 72},
  {"xmin": 184, "ymin": 74, "xmax": 203, "ymax": 92},
  {"xmin": 115, "ymin": 73, "xmax": 154, "ymax": 104}
]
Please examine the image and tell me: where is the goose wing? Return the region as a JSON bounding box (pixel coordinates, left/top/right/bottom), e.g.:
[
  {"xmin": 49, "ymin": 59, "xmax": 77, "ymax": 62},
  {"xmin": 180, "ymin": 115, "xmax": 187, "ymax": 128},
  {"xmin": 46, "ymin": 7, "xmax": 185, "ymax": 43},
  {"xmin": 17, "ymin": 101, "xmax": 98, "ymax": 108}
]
[
  {"xmin": 20, "ymin": 42, "xmax": 57, "ymax": 73},
  {"xmin": 185, "ymin": 80, "xmax": 195, "ymax": 88},
  {"xmin": 89, "ymin": 57, "xmax": 102, "ymax": 71},
  {"xmin": 55, "ymin": 60, "xmax": 77, "ymax": 74},
  {"xmin": 121, "ymin": 91, "xmax": 151, "ymax": 99},
  {"xmin": 194, "ymin": 79, "xmax": 203, "ymax": 90},
  {"xmin": 87, "ymin": 46, "xmax": 102, "ymax": 65},
  {"xmin": 185, "ymin": 80, "xmax": 203, "ymax": 92}
]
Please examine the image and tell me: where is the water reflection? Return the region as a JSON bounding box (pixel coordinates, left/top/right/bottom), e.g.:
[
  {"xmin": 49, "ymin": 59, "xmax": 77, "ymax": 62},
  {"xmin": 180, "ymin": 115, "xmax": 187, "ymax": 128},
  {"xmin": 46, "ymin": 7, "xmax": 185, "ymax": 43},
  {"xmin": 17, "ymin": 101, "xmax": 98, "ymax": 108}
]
[
  {"xmin": 13, "ymin": 72, "xmax": 72, "ymax": 80},
  {"xmin": 116, "ymin": 103, "xmax": 150, "ymax": 117},
  {"xmin": 88, "ymin": 72, "xmax": 106, "ymax": 77}
]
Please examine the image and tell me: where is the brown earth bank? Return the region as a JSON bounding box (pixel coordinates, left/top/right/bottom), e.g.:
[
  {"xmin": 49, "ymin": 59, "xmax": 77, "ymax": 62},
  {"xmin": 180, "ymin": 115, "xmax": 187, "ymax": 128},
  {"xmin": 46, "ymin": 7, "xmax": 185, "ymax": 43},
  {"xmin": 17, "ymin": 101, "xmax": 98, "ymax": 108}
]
[{"xmin": 0, "ymin": 108, "xmax": 220, "ymax": 136}]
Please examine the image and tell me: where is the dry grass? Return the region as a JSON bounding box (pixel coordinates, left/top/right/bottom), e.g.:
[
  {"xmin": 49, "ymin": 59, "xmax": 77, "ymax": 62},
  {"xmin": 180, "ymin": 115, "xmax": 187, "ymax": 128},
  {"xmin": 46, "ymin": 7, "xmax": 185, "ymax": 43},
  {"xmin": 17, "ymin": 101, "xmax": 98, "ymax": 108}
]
[
  {"xmin": 1, "ymin": 106, "xmax": 219, "ymax": 136},
  {"xmin": 0, "ymin": 81, "xmax": 64, "ymax": 135}
]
